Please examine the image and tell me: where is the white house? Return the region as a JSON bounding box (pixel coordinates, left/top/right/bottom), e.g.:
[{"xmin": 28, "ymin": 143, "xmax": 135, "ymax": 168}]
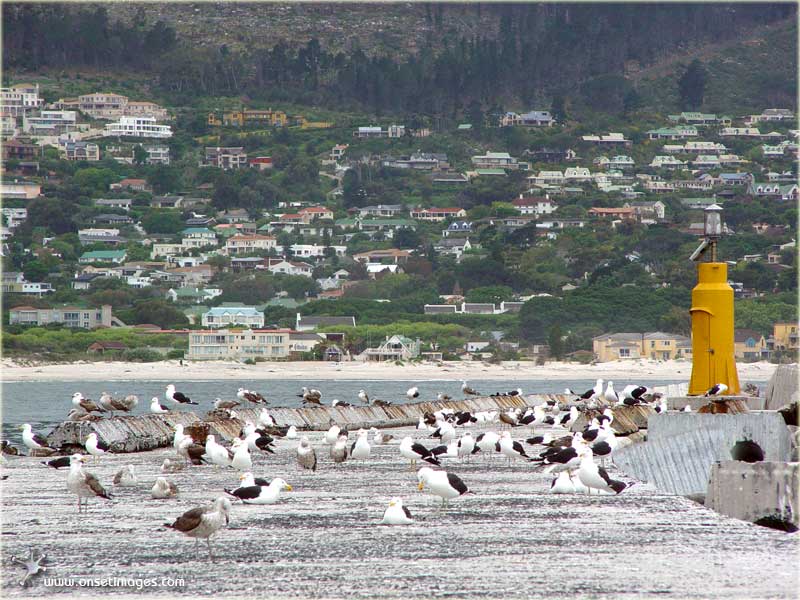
[
  {"xmin": 104, "ymin": 116, "xmax": 172, "ymax": 139},
  {"xmin": 265, "ymin": 259, "xmax": 314, "ymax": 277},
  {"xmin": 223, "ymin": 234, "xmax": 278, "ymax": 255},
  {"xmin": 471, "ymin": 151, "xmax": 522, "ymax": 170},
  {"xmin": 564, "ymin": 167, "xmax": 591, "ymax": 181},
  {"xmin": 650, "ymin": 155, "xmax": 686, "ymax": 169},
  {"xmin": 511, "ymin": 195, "xmax": 557, "ymax": 216},
  {"xmin": 181, "ymin": 228, "xmax": 217, "ymax": 248}
]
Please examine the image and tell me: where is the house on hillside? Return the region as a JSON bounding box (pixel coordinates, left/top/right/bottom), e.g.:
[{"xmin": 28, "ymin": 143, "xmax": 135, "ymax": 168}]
[{"xmin": 201, "ymin": 306, "xmax": 264, "ymax": 328}]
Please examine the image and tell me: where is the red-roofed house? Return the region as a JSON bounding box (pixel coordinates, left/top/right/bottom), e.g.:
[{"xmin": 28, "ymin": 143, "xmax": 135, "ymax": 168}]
[
  {"xmin": 279, "ymin": 212, "xmax": 312, "ymax": 225},
  {"xmin": 110, "ymin": 178, "xmax": 150, "ymax": 192},
  {"xmin": 511, "ymin": 195, "xmax": 557, "ymax": 216},
  {"xmin": 409, "ymin": 207, "xmax": 467, "ymax": 222},
  {"xmin": 249, "ymin": 156, "xmax": 273, "ymax": 170},
  {"xmin": 298, "ymin": 206, "xmax": 334, "ymax": 221}
]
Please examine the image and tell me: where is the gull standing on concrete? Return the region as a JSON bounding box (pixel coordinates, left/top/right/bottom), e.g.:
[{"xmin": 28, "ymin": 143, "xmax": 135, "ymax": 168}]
[
  {"xmin": 296, "ymin": 437, "xmax": 317, "ymax": 472},
  {"xmin": 21, "ymin": 424, "xmax": 57, "ymax": 455},
  {"xmin": 498, "ymin": 431, "xmax": 534, "ymax": 463},
  {"xmin": 324, "ymin": 422, "xmax": 342, "ymax": 445},
  {"xmin": 172, "ymin": 424, "xmax": 188, "ymax": 451},
  {"xmin": 457, "ymin": 432, "xmax": 475, "ymax": 460},
  {"xmin": 85, "ymin": 432, "xmax": 109, "ymax": 461},
  {"xmin": 224, "ymin": 478, "xmax": 291, "ymax": 505},
  {"xmin": 67, "ymin": 454, "xmax": 112, "ymax": 512},
  {"xmin": 381, "ymin": 497, "xmax": 414, "ymax": 525},
  {"xmin": 231, "ymin": 439, "xmax": 253, "ymax": 472},
  {"xmin": 577, "ymin": 448, "xmax": 631, "ymax": 495},
  {"xmin": 205, "ymin": 435, "xmax": 232, "ymax": 468},
  {"xmin": 399, "ymin": 436, "xmax": 441, "ymax": 468},
  {"xmin": 704, "ymin": 383, "xmax": 728, "ymax": 397},
  {"xmin": 164, "ymin": 497, "xmax": 231, "ymax": 558},
  {"xmin": 350, "ymin": 429, "xmax": 371, "ymax": 461},
  {"xmin": 417, "ymin": 467, "xmax": 470, "ymax": 508},
  {"xmin": 150, "ymin": 397, "xmax": 171, "ymax": 414},
  {"xmin": 549, "ymin": 471, "xmax": 576, "ymax": 494},
  {"xmin": 330, "ymin": 434, "xmax": 349, "ymax": 465},
  {"xmin": 214, "ymin": 398, "xmax": 240, "ymax": 411},
  {"xmin": 566, "ymin": 379, "xmax": 603, "ymax": 402},
  {"xmin": 603, "ymin": 381, "xmax": 619, "ymax": 405}
]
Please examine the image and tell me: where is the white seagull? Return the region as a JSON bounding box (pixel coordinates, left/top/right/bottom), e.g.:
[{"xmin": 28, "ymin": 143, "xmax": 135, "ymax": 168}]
[
  {"xmin": 224, "ymin": 478, "xmax": 291, "ymax": 505},
  {"xmin": 406, "ymin": 386, "xmax": 420, "ymax": 400},
  {"xmin": 417, "ymin": 467, "xmax": 470, "ymax": 507},
  {"xmin": 150, "ymin": 397, "xmax": 171, "ymax": 414},
  {"xmin": 350, "ymin": 430, "xmax": 371, "ymax": 461},
  {"xmin": 151, "ymin": 477, "xmax": 179, "ymax": 499},
  {"xmin": 67, "ymin": 454, "xmax": 112, "ymax": 512},
  {"xmin": 381, "ymin": 497, "xmax": 414, "ymax": 525},
  {"xmin": 165, "ymin": 384, "xmax": 198, "ymax": 406},
  {"xmin": 85, "ymin": 432, "xmax": 109, "ymax": 460},
  {"xmin": 21, "ymin": 424, "xmax": 56, "ymax": 454}
]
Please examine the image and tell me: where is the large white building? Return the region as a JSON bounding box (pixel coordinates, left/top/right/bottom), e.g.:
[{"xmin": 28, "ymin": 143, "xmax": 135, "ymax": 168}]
[
  {"xmin": 23, "ymin": 110, "xmax": 77, "ymax": 134},
  {"xmin": 1, "ymin": 84, "xmax": 43, "ymax": 116},
  {"xmin": 201, "ymin": 306, "xmax": 264, "ymax": 328},
  {"xmin": 187, "ymin": 328, "xmax": 290, "ymax": 360},
  {"xmin": 104, "ymin": 116, "xmax": 172, "ymax": 139}
]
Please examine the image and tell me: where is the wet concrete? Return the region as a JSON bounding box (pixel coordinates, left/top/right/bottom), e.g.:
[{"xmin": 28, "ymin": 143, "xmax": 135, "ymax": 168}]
[{"xmin": 1, "ymin": 422, "xmax": 797, "ymax": 599}]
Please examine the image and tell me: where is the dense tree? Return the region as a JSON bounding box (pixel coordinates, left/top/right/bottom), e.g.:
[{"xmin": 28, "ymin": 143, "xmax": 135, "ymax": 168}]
[
  {"xmin": 140, "ymin": 210, "xmax": 184, "ymax": 234},
  {"xmin": 677, "ymin": 59, "xmax": 708, "ymax": 110},
  {"xmin": 22, "ymin": 260, "xmax": 50, "ymax": 282},
  {"xmin": 548, "ymin": 324, "xmax": 565, "ymax": 359}
]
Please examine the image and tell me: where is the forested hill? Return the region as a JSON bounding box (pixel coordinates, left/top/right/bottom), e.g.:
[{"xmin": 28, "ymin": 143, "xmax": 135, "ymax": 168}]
[{"xmin": 3, "ymin": 3, "xmax": 797, "ymax": 114}]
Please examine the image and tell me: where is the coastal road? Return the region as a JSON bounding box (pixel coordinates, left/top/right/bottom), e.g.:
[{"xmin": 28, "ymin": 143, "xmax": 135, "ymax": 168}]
[{"xmin": 1, "ymin": 422, "xmax": 796, "ymax": 598}]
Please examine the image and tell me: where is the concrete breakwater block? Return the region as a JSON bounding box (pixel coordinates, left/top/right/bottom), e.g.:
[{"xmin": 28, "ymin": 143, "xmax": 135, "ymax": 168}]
[
  {"xmin": 613, "ymin": 412, "xmax": 793, "ymax": 496},
  {"xmin": 45, "ymin": 394, "xmax": 566, "ymax": 450},
  {"xmin": 765, "ymin": 363, "xmax": 799, "ymax": 410},
  {"xmin": 706, "ymin": 461, "xmax": 799, "ymax": 529}
]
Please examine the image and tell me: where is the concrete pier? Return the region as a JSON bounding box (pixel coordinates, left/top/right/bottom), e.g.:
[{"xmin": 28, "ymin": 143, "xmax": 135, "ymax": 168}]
[
  {"xmin": 2, "ymin": 421, "xmax": 798, "ymax": 599},
  {"xmin": 46, "ymin": 395, "xmax": 564, "ymax": 452}
]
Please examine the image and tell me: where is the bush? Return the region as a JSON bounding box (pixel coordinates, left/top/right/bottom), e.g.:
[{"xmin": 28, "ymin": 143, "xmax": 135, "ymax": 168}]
[
  {"xmin": 166, "ymin": 349, "xmax": 185, "ymax": 360},
  {"xmin": 121, "ymin": 348, "xmax": 163, "ymax": 362}
]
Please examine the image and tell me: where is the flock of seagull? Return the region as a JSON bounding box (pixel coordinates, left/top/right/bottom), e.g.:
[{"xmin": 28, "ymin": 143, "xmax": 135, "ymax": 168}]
[{"xmin": 8, "ymin": 377, "xmax": 732, "ymax": 558}]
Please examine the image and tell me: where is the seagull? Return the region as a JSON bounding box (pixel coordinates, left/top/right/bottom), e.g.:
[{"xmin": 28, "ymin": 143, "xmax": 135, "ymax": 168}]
[
  {"xmin": 499, "ymin": 411, "xmax": 518, "ymax": 428},
  {"xmin": 705, "ymin": 383, "xmax": 728, "ymax": 397},
  {"xmin": 406, "ymin": 386, "xmax": 420, "ymax": 400},
  {"xmin": 430, "ymin": 440, "xmax": 459, "ymax": 460},
  {"xmin": 214, "ymin": 398, "xmax": 240, "ymax": 411},
  {"xmin": 471, "ymin": 431, "xmax": 501, "ymax": 457},
  {"xmin": 549, "ymin": 471, "xmax": 576, "ymax": 494},
  {"xmin": 67, "ymin": 454, "xmax": 112, "ymax": 512},
  {"xmin": 98, "ymin": 392, "xmax": 138, "ymax": 416},
  {"xmin": 85, "ymin": 433, "xmax": 109, "ymax": 460},
  {"xmin": 417, "ymin": 467, "xmax": 470, "ymax": 507},
  {"xmin": 324, "ymin": 422, "xmax": 342, "ymax": 445},
  {"xmin": 536, "ymin": 435, "xmax": 586, "ymax": 474},
  {"xmin": 331, "ymin": 399, "xmax": 352, "ymax": 407},
  {"xmin": 237, "ymin": 388, "xmax": 267, "ymax": 406},
  {"xmin": 72, "ymin": 393, "xmax": 105, "ymax": 414},
  {"xmin": 381, "ymin": 497, "xmax": 414, "ymax": 525},
  {"xmin": 330, "ymin": 434, "xmax": 349, "ymax": 465},
  {"xmin": 457, "ymin": 432, "xmax": 475, "ymax": 459},
  {"xmin": 358, "ymin": 390, "xmax": 370, "ymax": 404},
  {"xmin": 461, "ymin": 381, "xmax": 480, "ymax": 396},
  {"xmin": 177, "ymin": 438, "xmax": 207, "ymax": 466},
  {"xmin": 371, "ymin": 398, "xmax": 393, "ymax": 407},
  {"xmin": 498, "ymin": 431, "xmax": 534, "ymax": 462},
  {"xmin": 350, "ymin": 430, "xmax": 371, "ymax": 461},
  {"xmin": 150, "ymin": 397, "xmax": 171, "ymax": 414},
  {"xmin": 299, "ymin": 387, "xmax": 322, "ymax": 405},
  {"xmin": 164, "ymin": 497, "xmax": 231, "ymax": 558},
  {"xmin": 257, "ymin": 408, "xmax": 277, "ymax": 428},
  {"xmin": 205, "ymin": 435, "xmax": 232, "ymax": 468},
  {"xmin": 559, "ymin": 407, "xmax": 580, "ymax": 430},
  {"xmin": 20, "ymin": 424, "xmax": 56, "ymax": 454},
  {"xmin": 162, "ymin": 458, "xmax": 186, "ymax": 473},
  {"xmin": 370, "ymin": 428, "xmax": 395, "ymax": 445},
  {"xmin": 621, "ymin": 384, "xmax": 649, "ymax": 403},
  {"xmin": 296, "ymin": 437, "xmax": 317, "ymax": 471},
  {"xmin": 66, "ymin": 408, "xmax": 102, "ymax": 422},
  {"xmin": 172, "ymin": 424, "xmax": 189, "ymax": 452},
  {"xmin": 152, "ymin": 477, "xmax": 179, "ymax": 499},
  {"xmin": 113, "ymin": 465, "xmax": 137, "ymax": 487},
  {"xmin": 603, "ymin": 381, "xmax": 619, "ymax": 404},
  {"xmin": 431, "ymin": 419, "xmax": 456, "ymax": 444},
  {"xmin": 286, "ymin": 425, "xmax": 298, "ymax": 439},
  {"xmin": 42, "ymin": 456, "xmax": 71, "ymax": 470},
  {"xmin": 437, "ymin": 393, "xmax": 452, "ymax": 401},
  {"xmin": 399, "ymin": 436, "xmax": 440, "ymax": 468},
  {"xmin": 730, "ymin": 438, "xmax": 765, "ymax": 463},
  {"xmin": 230, "ymin": 472, "xmax": 271, "ymax": 492},
  {"xmin": 566, "ymin": 379, "xmax": 603, "ymax": 402},
  {"xmin": 224, "ymin": 478, "xmax": 291, "ymax": 505},
  {"xmin": 577, "ymin": 448, "xmax": 632, "ymax": 495},
  {"xmin": 166, "ymin": 384, "xmax": 198, "ymax": 406},
  {"xmin": 230, "ymin": 439, "xmax": 253, "ymax": 472}
]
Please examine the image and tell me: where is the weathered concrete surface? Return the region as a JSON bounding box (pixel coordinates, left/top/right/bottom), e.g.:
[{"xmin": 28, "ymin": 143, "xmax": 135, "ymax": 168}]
[
  {"xmin": 667, "ymin": 396, "xmax": 763, "ymax": 411},
  {"xmin": 1, "ymin": 422, "xmax": 797, "ymax": 599},
  {"xmin": 613, "ymin": 412, "xmax": 793, "ymax": 496},
  {"xmin": 765, "ymin": 363, "xmax": 799, "ymax": 409},
  {"xmin": 46, "ymin": 395, "xmax": 567, "ymax": 449},
  {"xmin": 706, "ymin": 461, "xmax": 799, "ymax": 527}
]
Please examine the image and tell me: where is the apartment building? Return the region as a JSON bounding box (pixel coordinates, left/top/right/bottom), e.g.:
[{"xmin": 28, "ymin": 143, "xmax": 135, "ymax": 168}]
[
  {"xmin": 104, "ymin": 116, "xmax": 173, "ymax": 138},
  {"xmin": 1, "ymin": 84, "xmax": 44, "ymax": 116},
  {"xmin": 201, "ymin": 306, "xmax": 264, "ymax": 328},
  {"xmin": 203, "ymin": 146, "xmax": 248, "ymax": 169},
  {"xmin": 9, "ymin": 304, "xmax": 114, "ymax": 329},
  {"xmin": 186, "ymin": 328, "xmax": 291, "ymax": 361}
]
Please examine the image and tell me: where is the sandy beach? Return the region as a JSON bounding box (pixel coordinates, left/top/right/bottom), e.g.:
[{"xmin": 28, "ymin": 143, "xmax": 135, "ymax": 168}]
[{"xmin": 0, "ymin": 358, "xmax": 778, "ymax": 383}]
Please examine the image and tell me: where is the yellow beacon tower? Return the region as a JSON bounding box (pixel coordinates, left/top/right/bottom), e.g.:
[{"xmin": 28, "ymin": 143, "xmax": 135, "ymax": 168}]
[{"xmin": 688, "ymin": 204, "xmax": 740, "ymax": 395}]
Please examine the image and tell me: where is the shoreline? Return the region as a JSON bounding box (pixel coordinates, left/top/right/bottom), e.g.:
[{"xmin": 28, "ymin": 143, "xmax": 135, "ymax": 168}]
[{"xmin": 0, "ymin": 358, "xmax": 778, "ymax": 383}]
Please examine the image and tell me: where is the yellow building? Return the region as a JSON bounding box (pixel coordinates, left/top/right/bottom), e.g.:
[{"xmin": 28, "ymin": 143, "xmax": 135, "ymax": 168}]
[
  {"xmin": 734, "ymin": 329, "xmax": 769, "ymax": 361},
  {"xmin": 592, "ymin": 331, "xmax": 692, "ymax": 362},
  {"xmin": 772, "ymin": 322, "xmax": 799, "ymax": 352}
]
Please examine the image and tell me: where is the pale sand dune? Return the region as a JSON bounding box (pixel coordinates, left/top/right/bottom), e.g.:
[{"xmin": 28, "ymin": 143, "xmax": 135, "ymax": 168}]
[{"xmin": 0, "ymin": 358, "xmax": 777, "ymax": 383}]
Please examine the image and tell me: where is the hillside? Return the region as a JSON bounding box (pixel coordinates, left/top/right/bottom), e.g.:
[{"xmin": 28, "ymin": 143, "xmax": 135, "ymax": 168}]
[{"xmin": 4, "ymin": 3, "xmax": 797, "ymax": 116}]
